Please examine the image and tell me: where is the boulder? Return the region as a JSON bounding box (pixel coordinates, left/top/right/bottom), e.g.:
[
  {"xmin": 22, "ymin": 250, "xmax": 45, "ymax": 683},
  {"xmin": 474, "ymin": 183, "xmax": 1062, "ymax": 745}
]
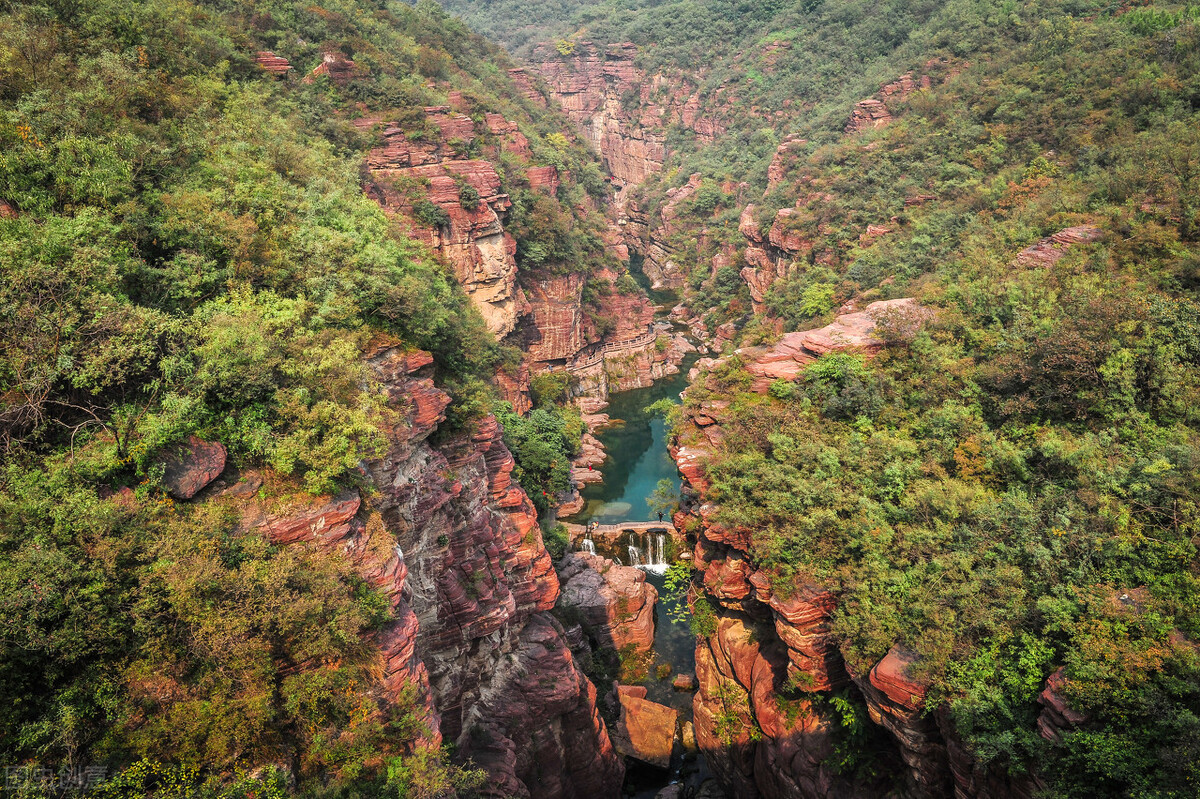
[
  {"xmin": 157, "ymin": 436, "xmax": 226, "ymax": 499},
  {"xmin": 680, "ymin": 720, "xmax": 698, "ymax": 752},
  {"xmin": 614, "ymin": 693, "xmax": 677, "ymax": 768},
  {"xmin": 672, "ymin": 673, "xmax": 696, "ymax": 691}
]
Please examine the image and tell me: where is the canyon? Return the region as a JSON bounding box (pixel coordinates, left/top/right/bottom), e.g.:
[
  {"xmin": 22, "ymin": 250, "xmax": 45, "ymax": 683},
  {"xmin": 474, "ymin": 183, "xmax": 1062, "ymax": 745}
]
[{"xmin": 9, "ymin": 2, "xmax": 1196, "ymax": 798}]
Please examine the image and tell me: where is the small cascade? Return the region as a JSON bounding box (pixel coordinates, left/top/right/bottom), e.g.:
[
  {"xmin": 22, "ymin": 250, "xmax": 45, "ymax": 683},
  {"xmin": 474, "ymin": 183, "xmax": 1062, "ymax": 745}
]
[
  {"xmin": 579, "ymin": 538, "xmax": 596, "ymax": 555},
  {"xmin": 627, "ymin": 532, "xmax": 668, "ymax": 574}
]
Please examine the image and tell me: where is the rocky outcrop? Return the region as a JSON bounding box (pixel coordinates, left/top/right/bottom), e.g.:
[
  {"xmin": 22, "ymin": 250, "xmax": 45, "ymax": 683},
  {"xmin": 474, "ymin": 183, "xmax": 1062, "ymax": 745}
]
[
  {"xmin": 1013, "ymin": 225, "xmax": 1103, "ymax": 268},
  {"xmin": 622, "ymin": 174, "xmax": 704, "ymax": 288},
  {"xmin": 738, "ymin": 200, "xmax": 833, "ymax": 313},
  {"xmin": 558, "ymin": 552, "xmax": 658, "ymax": 655},
  {"xmin": 736, "ymin": 297, "xmax": 924, "ymax": 390},
  {"xmin": 766, "ymin": 136, "xmax": 807, "ymax": 193},
  {"xmin": 254, "ymin": 51, "xmax": 292, "ymax": 77},
  {"xmin": 304, "ymin": 50, "xmax": 359, "ymax": 86},
  {"xmin": 359, "ymin": 108, "xmax": 526, "ymax": 337},
  {"xmin": 844, "ymin": 61, "xmax": 960, "ymax": 135},
  {"xmin": 1036, "ymin": 667, "xmax": 1088, "ymax": 740},
  {"xmin": 156, "ymin": 436, "xmax": 226, "ymax": 499},
  {"xmin": 236, "ymin": 346, "xmax": 622, "ymax": 797},
  {"xmin": 852, "ymin": 648, "xmax": 950, "ymax": 795}
]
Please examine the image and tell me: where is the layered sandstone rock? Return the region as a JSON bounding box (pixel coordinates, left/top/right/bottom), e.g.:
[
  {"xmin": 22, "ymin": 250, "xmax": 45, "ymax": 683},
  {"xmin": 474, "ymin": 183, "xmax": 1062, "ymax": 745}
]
[
  {"xmin": 530, "ymin": 42, "xmax": 727, "ymax": 189},
  {"xmin": 1036, "ymin": 667, "xmax": 1088, "ymax": 740},
  {"xmin": 531, "ymin": 41, "xmax": 668, "ymax": 187},
  {"xmin": 238, "ymin": 345, "xmax": 623, "ymax": 797},
  {"xmin": 853, "ymin": 648, "xmax": 951, "ymax": 795},
  {"xmin": 738, "ymin": 200, "xmax": 830, "ymax": 313},
  {"xmin": 521, "ymin": 273, "xmax": 590, "ymax": 363},
  {"xmin": 355, "ymin": 90, "xmax": 672, "ymax": 402},
  {"xmin": 254, "ymin": 51, "xmax": 292, "ymax": 77},
  {"xmin": 359, "ymin": 109, "xmax": 526, "ymax": 337},
  {"xmin": 558, "ymin": 552, "xmax": 658, "ymax": 655},
  {"xmin": 1013, "ymin": 225, "xmax": 1103, "ymax": 269},
  {"xmin": 156, "ymin": 436, "xmax": 226, "ymax": 499}
]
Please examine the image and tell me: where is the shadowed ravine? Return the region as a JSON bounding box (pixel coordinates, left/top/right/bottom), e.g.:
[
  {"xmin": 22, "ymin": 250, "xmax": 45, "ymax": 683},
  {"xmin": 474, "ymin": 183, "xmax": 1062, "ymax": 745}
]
[{"xmin": 567, "ymin": 354, "xmax": 716, "ymax": 796}]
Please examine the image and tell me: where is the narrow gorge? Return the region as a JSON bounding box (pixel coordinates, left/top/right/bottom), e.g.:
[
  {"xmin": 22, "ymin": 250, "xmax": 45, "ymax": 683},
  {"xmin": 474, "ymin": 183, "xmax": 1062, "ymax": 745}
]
[{"xmin": 3, "ymin": 2, "xmax": 1198, "ymax": 799}]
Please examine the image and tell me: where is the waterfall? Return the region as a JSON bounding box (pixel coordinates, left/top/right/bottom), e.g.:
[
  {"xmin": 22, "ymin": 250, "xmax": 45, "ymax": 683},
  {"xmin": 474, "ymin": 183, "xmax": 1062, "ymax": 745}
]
[
  {"xmin": 579, "ymin": 538, "xmax": 596, "ymax": 555},
  {"xmin": 627, "ymin": 531, "xmax": 668, "ymax": 574}
]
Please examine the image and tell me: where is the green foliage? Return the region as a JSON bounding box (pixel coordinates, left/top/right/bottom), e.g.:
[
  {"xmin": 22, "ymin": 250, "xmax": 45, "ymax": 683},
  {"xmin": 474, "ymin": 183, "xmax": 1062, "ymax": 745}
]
[
  {"xmin": 385, "ymin": 748, "xmax": 486, "ymax": 799},
  {"xmin": 530, "ymin": 370, "xmax": 571, "ymax": 406},
  {"xmin": 496, "ymin": 402, "xmax": 581, "ymax": 513},
  {"xmin": 662, "ymin": 560, "xmax": 696, "ymax": 625},
  {"xmin": 412, "ymin": 197, "xmax": 451, "ymax": 227},
  {"xmin": 0, "ymin": 0, "xmax": 609, "ymax": 793},
  {"xmin": 646, "ymin": 477, "xmax": 678, "ymax": 517},
  {"xmin": 543, "ymin": 522, "xmax": 570, "ymax": 560},
  {"xmin": 91, "ymin": 760, "xmax": 289, "ymax": 799},
  {"xmin": 690, "ymin": 594, "xmax": 717, "ymax": 638}
]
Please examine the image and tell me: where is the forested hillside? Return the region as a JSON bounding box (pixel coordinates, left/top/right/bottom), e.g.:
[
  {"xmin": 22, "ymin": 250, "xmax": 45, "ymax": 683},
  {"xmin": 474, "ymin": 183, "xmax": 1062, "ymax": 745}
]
[
  {"xmin": 438, "ymin": 0, "xmax": 1200, "ymax": 795},
  {"xmin": 5, "ymin": 0, "xmax": 1200, "ymax": 795},
  {"xmin": 0, "ymin": 0, "xmax": 627, "ymax": 795}
]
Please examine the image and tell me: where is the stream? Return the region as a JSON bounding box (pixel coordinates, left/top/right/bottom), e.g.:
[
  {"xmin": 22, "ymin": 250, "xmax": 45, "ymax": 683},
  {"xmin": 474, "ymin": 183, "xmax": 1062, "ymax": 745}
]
[{"xmin": 567, "ymin": 352, "xmax": 718, "ymax": 798}]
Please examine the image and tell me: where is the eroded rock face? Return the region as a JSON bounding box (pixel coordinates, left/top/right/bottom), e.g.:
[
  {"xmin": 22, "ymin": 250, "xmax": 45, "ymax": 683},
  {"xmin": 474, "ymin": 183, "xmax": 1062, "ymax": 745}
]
[
  {"xmin": 853, "ymin": 647, "xmax": 951, "ymax": 795},
  {"xmin": 528, "ymin": 41, "xmax": 728, "ymax": 290},
  {"xmin": 157, "ymin": 436, "xmax": 226, "ymax": 499},
  {"xmin": 355, "ymin": 93, "xmax": 673, "ymax": 400},
  {"xmin": 692, "ymin": 612, "xmax": 873, "ymax": 799},
  {"xmin": 304, "ymin": 50, "xmax": 359, "ymax": 86},
  {"xmin": 359, "ymin": 109, "xmax": 526, "ymax": 337},
  {"xmin": 558, "ymin": 552, "xmax": 658, "ymax": 655},
  {"xmin": 737, "ymin": 200, "xmax": 831, "ymax": 313},
  {"xmin": 238, "ymin": 346, "xmax": 622, "ymax": 797},
  {"xmin": 531, "ymin": 41, "xmax": 668, "ymax": 187}
]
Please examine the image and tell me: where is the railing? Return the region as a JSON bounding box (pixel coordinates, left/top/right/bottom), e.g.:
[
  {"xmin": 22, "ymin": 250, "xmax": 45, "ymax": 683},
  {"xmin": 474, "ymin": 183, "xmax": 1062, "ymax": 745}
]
[
  {"xmin": 565, "ymin": 520, "xmax": 675, "ymax": 536},
  {"xmin": 562, "ymin": 330, "xmax": 661, "ymax": 373}
]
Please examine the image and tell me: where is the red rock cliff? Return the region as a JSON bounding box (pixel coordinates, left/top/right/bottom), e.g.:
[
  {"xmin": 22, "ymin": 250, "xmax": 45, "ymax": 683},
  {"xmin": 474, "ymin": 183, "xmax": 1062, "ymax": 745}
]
[{"xmin": 238, "ymin": 345, "xmax": 623, "ymax": 797}]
